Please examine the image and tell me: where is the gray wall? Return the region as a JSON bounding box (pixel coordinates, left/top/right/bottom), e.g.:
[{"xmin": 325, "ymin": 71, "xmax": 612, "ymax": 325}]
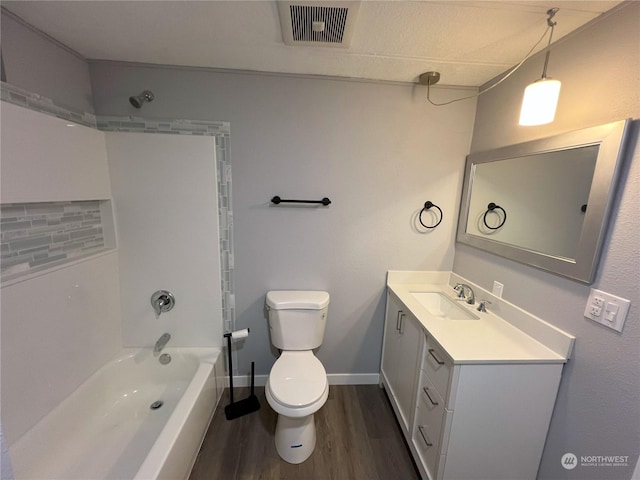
[
  {"xmin": 89, "ymin": 62, "xmax": 477, "ymax": 378},
  {"xmin": 0, "ymin": 10, "xmax": 94, "ymax": 113},
  {"xmin": 454, "ymin": 3, "xmax": 640, "ymax": 479}
]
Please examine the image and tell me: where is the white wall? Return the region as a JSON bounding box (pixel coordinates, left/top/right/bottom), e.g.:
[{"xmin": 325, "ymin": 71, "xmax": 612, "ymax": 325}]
[
  {"xmin": 454, "ymin": 3, "xmax": 640, "ymax": 479},
  {"xmin": 0, "ymin": 102, "xmax": 111, "ymax": 203},
  {"xmin": 1, "ymin": 253, "xmax": 122, "ymax": 445},
  {"xmin": 90, "ymin": 64, "xmax": 477, "ymax": 377},
  {"xmin": 106, "ymin": 132, "xmax": 222, "ymax": 348},
  {"xmin": 0, "ymin": 106, "xmax": 121, "ymax": 445}
]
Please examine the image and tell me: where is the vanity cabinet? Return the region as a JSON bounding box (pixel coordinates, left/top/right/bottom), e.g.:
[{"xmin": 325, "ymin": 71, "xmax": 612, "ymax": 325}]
[
  {"xmin": 411, "ymin": 339, "xmax": 564, "ymax": 480},
  {"xmin": 382, "ymin": 288, "xmax": 567, "ymax": 480},
  {"xmin": 380, "ymin": 293, "xmax": 422, "ymax": 434}
]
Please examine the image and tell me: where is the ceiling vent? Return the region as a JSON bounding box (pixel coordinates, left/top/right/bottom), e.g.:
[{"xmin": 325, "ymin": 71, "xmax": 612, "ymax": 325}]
[{"xmin": 277, "ymin": 1, "xmax": 361, "ymax": 48}]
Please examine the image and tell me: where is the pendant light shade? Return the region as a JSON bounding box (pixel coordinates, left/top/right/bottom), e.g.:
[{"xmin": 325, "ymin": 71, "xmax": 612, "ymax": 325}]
[
  {"xmin": 519, "ymin": 78, "xmax": 561, "ymax": 126},
  {"xmin": 518, "ymin": 8, "xmax": 561, "ymax": 127}
]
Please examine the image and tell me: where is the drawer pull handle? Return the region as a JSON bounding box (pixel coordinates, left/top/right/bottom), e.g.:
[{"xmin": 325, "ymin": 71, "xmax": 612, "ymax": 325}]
[
  {"xmin": 423, "ymin": 387, "xmax": 439, "ymax": 406},
  {"xmin": 418, "ymin": 425, "xmax": 433, "ymax": 447},
  {"xmin": 396, "ymin": 311, "xmax": 404, "ymax": 331},
  {"xmin": 428, "ymin": 348, "xmax": 445, "ymax": 365}
]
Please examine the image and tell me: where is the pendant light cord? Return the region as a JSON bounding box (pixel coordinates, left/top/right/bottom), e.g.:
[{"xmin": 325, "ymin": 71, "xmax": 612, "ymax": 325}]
[
  {"xmin": 426, "ymin": 17, "xmax": 555, "ymax": 107},
  {"xmin": 541, "ymin": 10, "xmax": 558, "ymax": 78}
]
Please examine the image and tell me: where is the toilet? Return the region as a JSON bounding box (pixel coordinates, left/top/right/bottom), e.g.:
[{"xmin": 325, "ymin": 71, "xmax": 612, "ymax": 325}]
[{"xmin": 265, "ymin": 290, "xmax": 330, "ymax": 464}]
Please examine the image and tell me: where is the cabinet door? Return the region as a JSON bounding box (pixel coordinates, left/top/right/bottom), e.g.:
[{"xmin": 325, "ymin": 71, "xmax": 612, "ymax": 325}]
[
  {"xmin": 381, "ymin": 296, "xmax": 401, "ymax": 391},
  {"xmin": 396, "ymin": 311, "xmax": 421, "ymax": 430},
  {"xmin": 381, "ymin": 294, "xmax": 422, "ymax": 433}
]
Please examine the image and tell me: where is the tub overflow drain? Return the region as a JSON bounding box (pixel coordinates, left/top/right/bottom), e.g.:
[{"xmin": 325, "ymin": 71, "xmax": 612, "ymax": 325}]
[{"xmin": 150, "ymin": 400, "xmax": 164, "ymax": 410}]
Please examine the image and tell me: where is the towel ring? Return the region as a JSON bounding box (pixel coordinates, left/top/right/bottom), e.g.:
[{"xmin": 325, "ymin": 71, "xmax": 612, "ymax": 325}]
[
  {"xmin": 419, "ymin": 201, "xmax": 443, "ymax": 229},
  {"xmin": 483, "ymin": 202, "xmax": 507, "ymax": 230}
]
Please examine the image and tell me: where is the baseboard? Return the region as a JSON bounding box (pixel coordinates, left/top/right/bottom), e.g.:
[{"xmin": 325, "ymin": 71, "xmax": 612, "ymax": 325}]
[
  {"xmin": 229, "ymin": 373, "xmax": 380, "ymax": 388},
  {"xmin": 230, "ymin": 374, "xmax": 268, "ymax": 388},
  {"xmin": 326, "ymin": 373, "xmax": 380, "ymax": 385}
]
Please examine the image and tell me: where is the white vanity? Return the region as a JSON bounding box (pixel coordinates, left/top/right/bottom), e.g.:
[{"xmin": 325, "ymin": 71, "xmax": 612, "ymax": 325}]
[{"xmin": 381, "ymin": 271, "xmax": 574, "ymax": 480}]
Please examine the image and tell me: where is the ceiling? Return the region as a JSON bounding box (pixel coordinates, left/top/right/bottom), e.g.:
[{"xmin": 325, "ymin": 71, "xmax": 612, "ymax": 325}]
[{"xmin": 2, "ymin": 1, "xmax": 623, "ymax": 86}]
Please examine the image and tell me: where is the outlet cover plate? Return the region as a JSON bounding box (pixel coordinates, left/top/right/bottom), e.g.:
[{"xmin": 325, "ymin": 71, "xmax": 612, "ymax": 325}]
[
  {"xmin": 492, "ymin": 281, "xmax": 504, "ymax": 298},
  {"xmin": 584, "ymin": 288, "xmax": 630, "ymax": 332}
]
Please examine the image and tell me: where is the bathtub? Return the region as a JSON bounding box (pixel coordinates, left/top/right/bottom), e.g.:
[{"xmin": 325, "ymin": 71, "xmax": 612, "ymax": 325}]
[{"xmin": 8, "ymin": 347, "xmax": 224, "ymax": 480}]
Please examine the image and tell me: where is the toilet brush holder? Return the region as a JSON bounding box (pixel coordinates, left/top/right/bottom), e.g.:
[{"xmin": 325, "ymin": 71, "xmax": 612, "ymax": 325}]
[{"xmin": 224, "ymin": 329, "xmax": 260, "ymax": 420}]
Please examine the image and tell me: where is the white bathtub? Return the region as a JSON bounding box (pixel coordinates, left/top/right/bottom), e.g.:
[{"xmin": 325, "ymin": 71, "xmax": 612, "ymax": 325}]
[{"xmin": 9, "ymin": 347, "xmax": 223, "ymax": 480}]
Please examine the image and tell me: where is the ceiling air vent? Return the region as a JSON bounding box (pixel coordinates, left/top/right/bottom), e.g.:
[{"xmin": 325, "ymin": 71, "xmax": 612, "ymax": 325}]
[{"xmin": 278, "ymin": 1, "xmax": 361, "ymax": 48}]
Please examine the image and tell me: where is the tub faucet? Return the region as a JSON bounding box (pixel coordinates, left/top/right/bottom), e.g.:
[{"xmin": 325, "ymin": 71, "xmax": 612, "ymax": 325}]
[
  {"xmin": 453, "ymin": 283, "xmax": 475, "ymax": 305},
  {"xmin": 154, "ymin": 332, "xmax": 171, "ymax": 354}
]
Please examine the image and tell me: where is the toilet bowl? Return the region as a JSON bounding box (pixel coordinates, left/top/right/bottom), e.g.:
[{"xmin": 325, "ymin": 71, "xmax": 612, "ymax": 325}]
[
  {"xmin": 265, "ymin": 351, "xmax": 329, "ymax": 463},
  {"xmin": 265, "ymin": 290, "xmax": 330, "ymax": 464}
]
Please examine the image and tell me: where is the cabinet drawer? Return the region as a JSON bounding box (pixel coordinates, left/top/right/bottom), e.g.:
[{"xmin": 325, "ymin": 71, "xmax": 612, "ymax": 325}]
[
  {"xmin": 422, "ymin": 337, "xmax": 451, "ymax": 399},
  {"xmin": 417, "ymin": 371, "xmax": 446, "ymax": 444},
  {"xmin": 413, "ymin": 376, "xmax": 445, "ymax": 478}
]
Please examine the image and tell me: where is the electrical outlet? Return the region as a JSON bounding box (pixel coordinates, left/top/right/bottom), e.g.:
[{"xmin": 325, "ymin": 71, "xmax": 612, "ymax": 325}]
[
  {"xmin": 584, "ymin": 288, "xmax": 631, "ymax": 332},
  {"xmin": 588, "ymin": 305, "xmax": 602, "ymax": 317},
  {"xmin": 492, "ymin": 281, "xmax": 504, "ymax": 298}
]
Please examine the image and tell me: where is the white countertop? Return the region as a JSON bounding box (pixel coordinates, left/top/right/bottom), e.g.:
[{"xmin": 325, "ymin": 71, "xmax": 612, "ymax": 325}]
[{"xmin": 388, "ymin": 280, "xmax": 572, "ymax": 364}]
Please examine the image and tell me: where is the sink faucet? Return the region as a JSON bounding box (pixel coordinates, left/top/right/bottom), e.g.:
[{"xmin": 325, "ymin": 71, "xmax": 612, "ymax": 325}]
[
  {"xmin": 477, "ymin": 299, "xmax": 492, "ymax": 312},
  {"xmin": 453, "ymin": 283, "xmax": 475, "ymax": 305},
  {"xmin": 154, "ymin": 332, "xmax": 171, "ymax": 354}
]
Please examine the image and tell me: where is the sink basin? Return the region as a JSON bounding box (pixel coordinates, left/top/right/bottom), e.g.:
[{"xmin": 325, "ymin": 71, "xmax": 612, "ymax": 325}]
[{"xmin": 410, "ymin": 291, "xmax": 479, "ymax": 320}]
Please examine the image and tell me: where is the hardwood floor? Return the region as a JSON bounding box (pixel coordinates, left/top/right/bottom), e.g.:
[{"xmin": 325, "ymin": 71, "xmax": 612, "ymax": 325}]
[{"xmin": 189, "ymin": 385, "xmax": 420, "ymax": 480}]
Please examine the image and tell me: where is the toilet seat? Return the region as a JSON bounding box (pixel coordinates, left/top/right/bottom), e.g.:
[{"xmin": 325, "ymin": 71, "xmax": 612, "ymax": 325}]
[
  {"xmin": 269, "ymin": 351, "xmax": 327, "ymax": 407},
  {"xmin": 266, "ymin": 351, "xmax": 328, "ymax": 417}
]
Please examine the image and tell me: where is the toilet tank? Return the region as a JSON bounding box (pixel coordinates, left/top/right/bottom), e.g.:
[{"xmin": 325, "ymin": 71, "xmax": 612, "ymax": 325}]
[{"xmin": 266, "ymin": 290, "xmax": 329, "ymax": 350}]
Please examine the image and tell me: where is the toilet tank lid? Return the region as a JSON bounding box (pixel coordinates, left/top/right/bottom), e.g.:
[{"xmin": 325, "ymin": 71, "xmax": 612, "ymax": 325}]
[{"xmin": 266, "ymin": 290, "xmax": 330, "ymax": 310}]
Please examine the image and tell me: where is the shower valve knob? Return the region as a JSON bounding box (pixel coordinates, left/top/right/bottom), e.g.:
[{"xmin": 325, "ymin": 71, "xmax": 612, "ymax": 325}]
[{"xmin": 151, "ymin": 290, "xmax": 175, "ymax": 317}]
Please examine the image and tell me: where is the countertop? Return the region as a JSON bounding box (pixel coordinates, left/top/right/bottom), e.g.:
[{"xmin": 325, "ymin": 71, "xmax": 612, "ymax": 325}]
[{"xmin": 388, "ymin": 281, "xmax": 570, "ymax": 364}]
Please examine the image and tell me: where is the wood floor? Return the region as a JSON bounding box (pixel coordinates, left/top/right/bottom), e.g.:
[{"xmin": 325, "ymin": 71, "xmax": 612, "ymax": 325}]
[{"xmin": 189, "ymin": 385, "xmax": 420, "ymax": 480}]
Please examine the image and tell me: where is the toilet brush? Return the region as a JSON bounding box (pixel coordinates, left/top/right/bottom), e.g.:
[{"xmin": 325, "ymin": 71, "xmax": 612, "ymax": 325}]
[{"xmin": 224, "ymin": 329, "xmax": 260, "ymax": 420}]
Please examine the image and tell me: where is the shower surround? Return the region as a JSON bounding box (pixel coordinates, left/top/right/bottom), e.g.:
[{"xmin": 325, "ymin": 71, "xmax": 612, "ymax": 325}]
[{"xmin": 1, "ymin": 86, "xmax": 233, "ymax": 479}]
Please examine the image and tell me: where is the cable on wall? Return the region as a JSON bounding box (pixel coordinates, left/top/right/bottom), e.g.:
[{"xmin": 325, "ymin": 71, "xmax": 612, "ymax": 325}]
[{"xmin": 420, "ymin": 10, "xmax": 557, "ymax": 106}]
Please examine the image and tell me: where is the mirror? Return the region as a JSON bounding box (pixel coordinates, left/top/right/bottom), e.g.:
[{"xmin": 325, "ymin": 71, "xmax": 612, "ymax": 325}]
[{"xmin": 457, "ymin": 119, "xmax": 630, "ymax": 284}]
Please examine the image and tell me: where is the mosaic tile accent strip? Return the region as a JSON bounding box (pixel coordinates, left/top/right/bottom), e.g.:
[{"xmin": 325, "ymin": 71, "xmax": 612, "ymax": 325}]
[
  {"xmin": 215, "ymin": 134, "xmax": 235, "ymax": 332},
  {"xmin": 1, "ymin": 82, "xmax": 97, "ymax": 128},
  {"xmin": 97, "ymin": 116, "xmax": 229, "ymax": 136},
  {"xmin": 1, "ymin": 201, "xmax": 106, "ymax": 280}
]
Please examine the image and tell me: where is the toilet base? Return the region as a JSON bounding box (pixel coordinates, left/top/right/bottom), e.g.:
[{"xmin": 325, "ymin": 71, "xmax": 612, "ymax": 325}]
[{"xmin": 274, "ymin": 414, "xmax": 316, "ymax": 464}]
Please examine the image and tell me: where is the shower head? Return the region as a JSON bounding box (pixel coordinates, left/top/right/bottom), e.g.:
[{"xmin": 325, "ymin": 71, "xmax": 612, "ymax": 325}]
[{"xmin": 129, "ymin": 90, "xmax": 154, "ymax": 108}]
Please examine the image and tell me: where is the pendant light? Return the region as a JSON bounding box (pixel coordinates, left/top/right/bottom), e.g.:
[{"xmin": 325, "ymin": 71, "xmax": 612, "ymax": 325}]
[
  {"xmin": 519, "ymin": 8, "xmax": 561, "ymax": 126},
  {"xmin": 421, "ymin": 7, "xmax": 561, "ymax": 116}
]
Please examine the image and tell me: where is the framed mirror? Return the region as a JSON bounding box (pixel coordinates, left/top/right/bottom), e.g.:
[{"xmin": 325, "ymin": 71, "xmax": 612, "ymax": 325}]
[{"xmin": 456, "ymin": 119, "xmax": 630, "ymax": 284}]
